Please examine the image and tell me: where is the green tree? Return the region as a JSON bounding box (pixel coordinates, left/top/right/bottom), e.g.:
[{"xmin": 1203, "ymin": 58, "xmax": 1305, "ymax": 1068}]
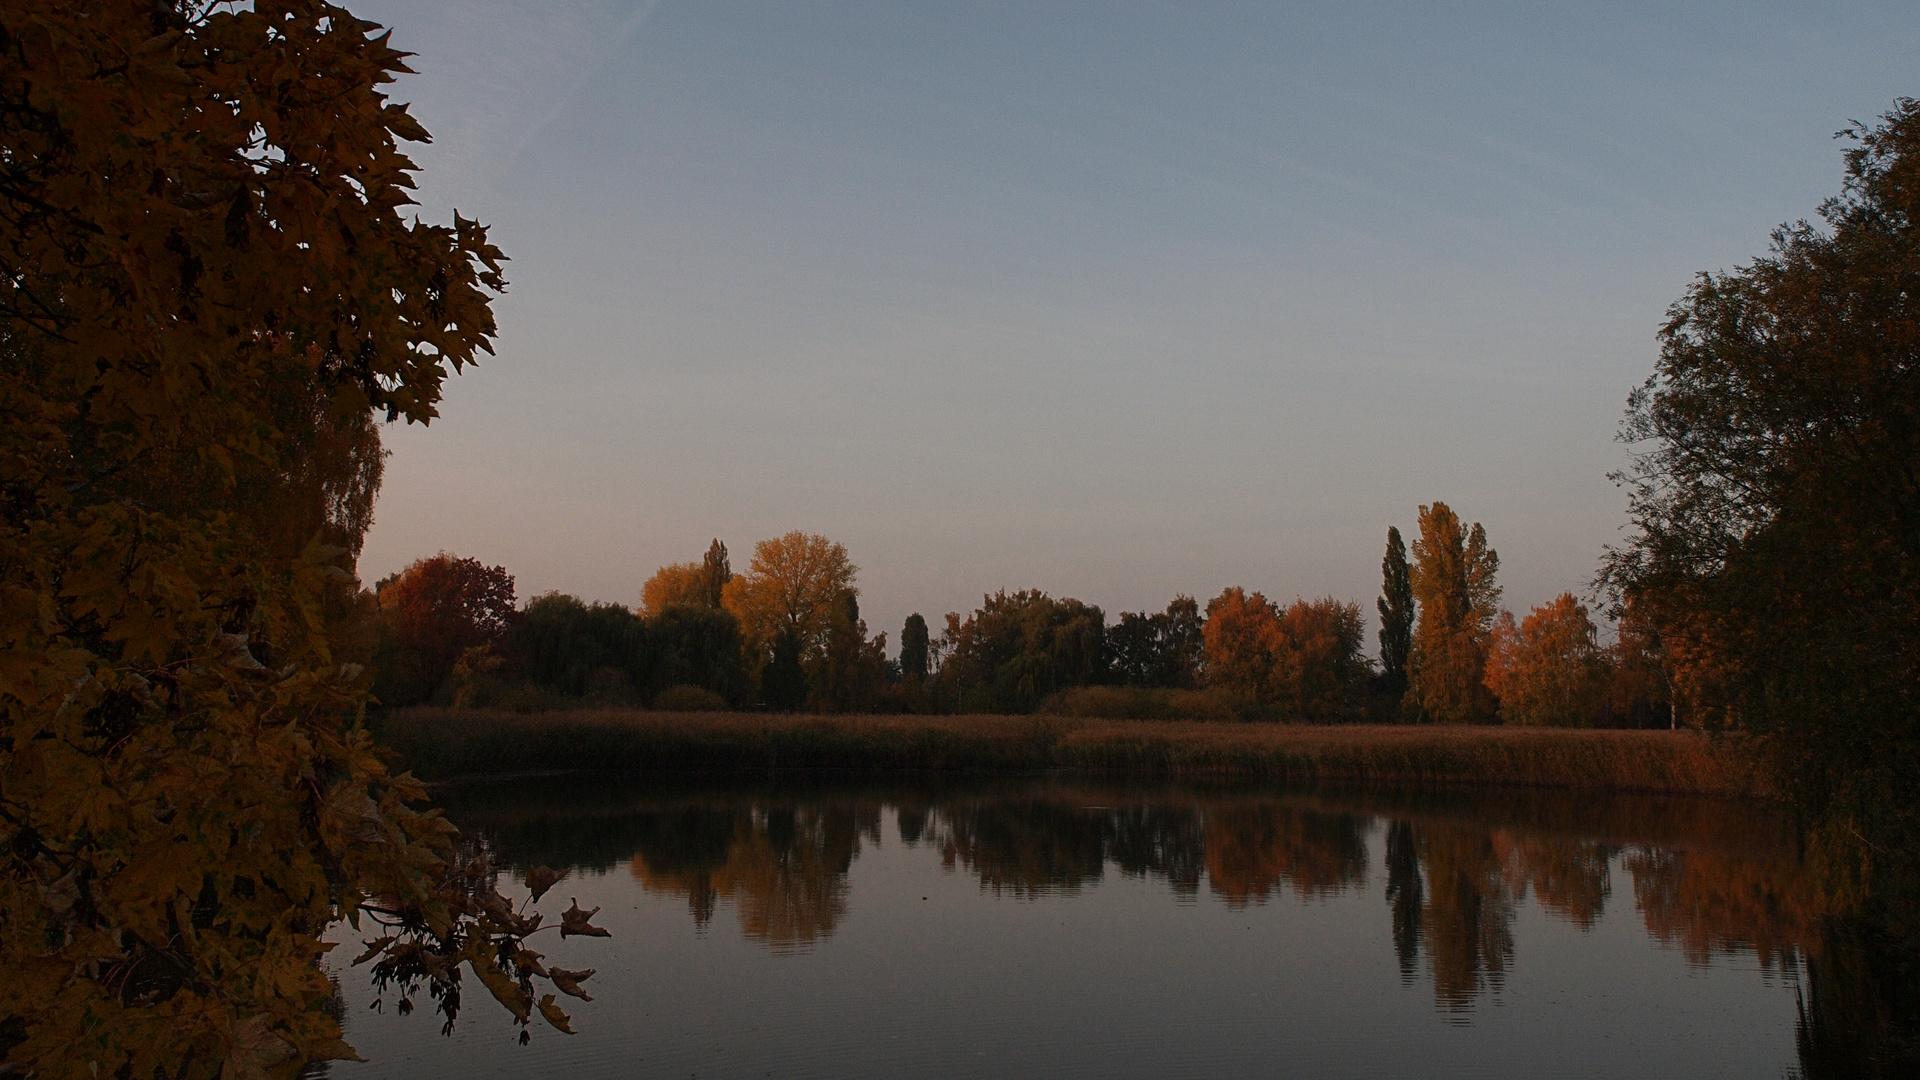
[
  {"xmin": 1602, "ymin": 99, "xmax": 1920, "ymax": 905},
  {"xmin": 647, "ymin": 604, "xmax": 748, "ymax": 706},
  {"xmin": 1408, "ymin": 503, "xmax": 1501, "ymax": 723},
  {"xmin": 1376, "ymin": 526, "xmax": 1414, "ymax": 702},
  {"xmin": 761, "ymin": 628, "xmax": 808, "ymax": 711},
  {"xmin": 0, "ymin": 4, "xmax": 598, "ymax": 1073},
  {"xmin": 936, "ymin": 591, "xmax": 1106, "ymax": 713},
  {"xmin": 900, "ymin": 613, "xmax": 931, "ymax": 682},
  {"xmin": 1107, "ymin": 596, "xmax": 1205, "ymax": 689},
  {"xmin": 809, "ymin": 592, "xmax": 889, "ymax": 713},
  {"xmin": 509, "ymin": 592, "xmax": 644, "ymax": 699}
]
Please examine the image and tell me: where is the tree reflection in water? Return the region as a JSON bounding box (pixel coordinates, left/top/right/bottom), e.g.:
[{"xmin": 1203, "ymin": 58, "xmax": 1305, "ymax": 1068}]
[
  {"xmin": 626, "ymin": 803, "xmax": 877, "ymax": 950},
  {"xmin": 434, "ymin": 776, "xmax": 1914, "ymax": 1074}
]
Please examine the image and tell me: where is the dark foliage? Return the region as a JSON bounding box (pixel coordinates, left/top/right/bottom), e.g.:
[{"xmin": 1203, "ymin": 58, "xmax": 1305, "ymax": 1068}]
[
  {"xmin": 1377, "ymin": 526, "xmax": 1414, "ymax": 701},
  {"xmin": 900, "ymin": 613, "xmax": 931, "ymax": 682},
  {"xmin": 936, "ymin": 590, "xmax": 1107, "ymax": 714},
  {"xmin": 1106, "ymin": 596, "xmax": 1204, "ymax": 689},
  {"xmin": 1603, "ymin": 99, "xmax": 1920, "ymax": 904}
]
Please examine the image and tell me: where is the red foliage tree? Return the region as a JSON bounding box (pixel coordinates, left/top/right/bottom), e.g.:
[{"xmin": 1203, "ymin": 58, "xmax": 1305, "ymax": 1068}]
[{"xmin": 376, "ymin": 553, "xmax": 517, "ymax": 704}]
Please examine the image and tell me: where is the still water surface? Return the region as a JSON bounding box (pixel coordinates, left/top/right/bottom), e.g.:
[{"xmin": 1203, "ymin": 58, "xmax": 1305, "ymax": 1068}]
[{"xmin": 326, "ymin": 776, "xmax": 1823, "ymax": 1079}]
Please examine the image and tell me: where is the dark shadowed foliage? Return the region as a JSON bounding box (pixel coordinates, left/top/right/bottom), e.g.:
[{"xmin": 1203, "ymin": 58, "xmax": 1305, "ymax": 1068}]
[
  {"xmin": 500, "ymin": 594, "xmax": 746, "ymax": 707},
  {"xmin": 1602, "ymin": 99, "xmax": 1920, "ymax": 912},
  {"xmin": 512, "ymin": 592, "xmax": 646, "ymax": 699},
  {"xmin": 651, "ymin": 604, "xmax": 749, "ymax": 706},
  {"xmin": 762, "ymin": 627, "xmax": 809, "ymax": 711},
  {"xmin": 1377, "ymin": 526, "xmax": 1415, "ymax": 705},
  {"xmin": 935, "ymin": 590, "xmax": 1108, "ymax": 714},
  {"xmin": 900, "ymin": 613, "xmax": 931, "ymax": 682},
  {"xmin": 1106, "ymin": 595, "xmax": 1205, "ymax": 689}
]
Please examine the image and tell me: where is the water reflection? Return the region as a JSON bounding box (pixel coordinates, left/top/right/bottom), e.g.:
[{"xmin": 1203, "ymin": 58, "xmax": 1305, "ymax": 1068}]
[
  {"xmin": 624, "ymin": 804, "xmax": 876, "ymax": 949},
  {"xmin": 426, "ymin": 775, "xmax": 1914, "ymax": 1075}
]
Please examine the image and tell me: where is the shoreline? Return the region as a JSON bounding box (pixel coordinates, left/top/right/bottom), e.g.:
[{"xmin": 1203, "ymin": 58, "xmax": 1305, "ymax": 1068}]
[{"xmin": 374, "ymin": 708, "xmax": 1775, "ymax": 800}]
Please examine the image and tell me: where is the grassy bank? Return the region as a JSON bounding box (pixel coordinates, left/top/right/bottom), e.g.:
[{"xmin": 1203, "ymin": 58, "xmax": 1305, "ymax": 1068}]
[{"xmin": 373, "ymin": 708, "xmax": 1774, "ymax": 798}]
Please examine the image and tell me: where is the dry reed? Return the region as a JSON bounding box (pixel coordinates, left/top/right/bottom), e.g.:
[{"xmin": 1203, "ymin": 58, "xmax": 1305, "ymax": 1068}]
[{"xmin": 373, "ymin": 708, "xmax": 1773, "ymax": 799}]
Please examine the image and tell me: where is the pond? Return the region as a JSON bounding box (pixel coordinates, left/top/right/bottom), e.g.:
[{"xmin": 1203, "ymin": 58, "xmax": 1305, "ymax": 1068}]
[{"xmin": 323, "ymin": 775, "xmax": 1843, "ymax": 1079}]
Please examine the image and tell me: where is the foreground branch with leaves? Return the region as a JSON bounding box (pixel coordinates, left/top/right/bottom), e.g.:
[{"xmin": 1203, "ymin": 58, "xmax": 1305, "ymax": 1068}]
[{"xmin": 0, "ymin": 3, "xmax": 598, "ymax": 1075}]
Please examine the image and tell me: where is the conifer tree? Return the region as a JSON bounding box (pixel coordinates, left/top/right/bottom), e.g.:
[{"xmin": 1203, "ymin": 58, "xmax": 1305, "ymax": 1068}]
[{"xmin": 1377, "ymin": 526, "xmax": 1415, "ymax": 701}]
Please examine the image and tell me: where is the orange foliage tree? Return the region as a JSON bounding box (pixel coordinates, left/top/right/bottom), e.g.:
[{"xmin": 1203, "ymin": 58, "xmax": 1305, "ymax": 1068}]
[
  {"xmin": 723, "ymin": 533, "xmax": 857, "ymax": 657},
  {"xmin": 1407, "ymin": 503, "xmax": 1501, "ymax": 723},
  {"xmin": 640, "ymin": 562, "xmax": 707, "ymax": 614},
  {"xmin": 1484, "ymin": 593, "xmax": 1607, "ymax": 727},
  {"xmin": 1202, "ymin": 589, "xmax": 1366, "ymax": 720},
  {"xmin": 640, "ymin": 540, "xmax": 730, "ymax": 615},
  {"xmin": 1202, "ymin": 588, "xmax": 1286, "ymax": 702}
]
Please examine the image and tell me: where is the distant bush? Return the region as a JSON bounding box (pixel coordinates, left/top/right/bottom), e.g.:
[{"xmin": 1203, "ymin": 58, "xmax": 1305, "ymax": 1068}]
[
  {"xmin": 1038, "ymin": 686, "xmax": 1247, "ymax": 722},
  {"xmin": 653, "ymin": 684, "xmax": 729, "ymax": 712}
]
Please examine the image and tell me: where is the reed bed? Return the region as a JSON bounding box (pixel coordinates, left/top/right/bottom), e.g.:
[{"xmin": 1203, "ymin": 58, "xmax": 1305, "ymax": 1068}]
[{"xmin": 373, "ymin": 708, "xmax": 1773, "ymax": 798}]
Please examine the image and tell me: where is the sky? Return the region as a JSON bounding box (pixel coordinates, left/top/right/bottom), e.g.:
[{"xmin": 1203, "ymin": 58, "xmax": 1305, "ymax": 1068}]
[{"xmin": 350, "ymin": 0, "xmax": 1920, "ymax": 652}]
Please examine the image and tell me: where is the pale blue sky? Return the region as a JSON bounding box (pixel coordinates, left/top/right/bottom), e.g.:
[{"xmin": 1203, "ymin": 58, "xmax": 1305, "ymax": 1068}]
[{"xmin": 352, "ymin": 0, "xmax": 1920, "ymax": 648}]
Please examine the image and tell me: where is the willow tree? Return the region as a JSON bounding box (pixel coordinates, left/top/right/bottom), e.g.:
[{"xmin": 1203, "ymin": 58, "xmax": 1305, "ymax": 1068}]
[
  {"xmin": 1407, "ymin": 503, "xmax": 1500, "ymax": 723},
  {"xmin": 1604, "ymin": 100, "xmax": 1920, "ymax": 907},
  {"xmin": 1, "ymin": 4, "xmax": 596, "ymax": 1075}
]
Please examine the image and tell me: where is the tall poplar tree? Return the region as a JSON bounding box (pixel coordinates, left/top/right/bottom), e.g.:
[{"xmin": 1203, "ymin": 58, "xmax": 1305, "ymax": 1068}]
[
  {"xmin": 700, "ymin": 538, "xmax": 732, "ymax": 608},
  {"xmin": 1377, "ymin": 526, "xmax": 1415, "ymax": 702},
  {"xmin": 900, "ymin": 613, "xmax": 931, "ymax": 682},
  {"xmin": 1408, "ymin": 503, "xmax": 1501, "ymax": 723}
]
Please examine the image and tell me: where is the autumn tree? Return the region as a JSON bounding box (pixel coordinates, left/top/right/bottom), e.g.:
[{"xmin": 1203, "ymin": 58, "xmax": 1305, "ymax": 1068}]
[
  {"xmin": 1202, "ymin": 588, "xmax": 1286, "ymax": 703},
  {"xmin": 375, "ymin": 553, "xmax": 517, "ymax": 705},
  {"xmin": 1376, "ymin": 526, "xmax": 1414, "ymax": 703},
  {"xmin": 639, "ymin": 538, "xmax": 732, "ymax": 615},
  {"xmin": 1407, "ymin": 503, "xmax": 1501, "ymax": 723},
  {"xmin": 1602, "ymin": 100, "xmax": 1920, "ymax": 902},
  {"xmin": 640, "ymin": 562, "xmax": 707, "ymax": 615},
  {"xmin": 722, "ymin": 531, "xmax": 859, "ymax": 692},
  {"xmin": 1272, "ymin": 598, "xmax": 1369, "ymax": 723},
  {"xmin": 0, "ymin": 4, "xmax": 600, "ymax": 1074},
  {"xmin": 1483, "ymin": 594, "xmax": 1607, "ymax": 727},
  {"xmin": 1202, "ymin": 590, "xmax": 1366, "ymax": 720}
]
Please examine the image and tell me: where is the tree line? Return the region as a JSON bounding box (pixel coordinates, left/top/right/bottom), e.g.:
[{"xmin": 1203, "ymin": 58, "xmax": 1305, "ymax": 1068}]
[{"xmin": 370, "ymin": 505, "xmax": 1669, "ymax": 727}]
